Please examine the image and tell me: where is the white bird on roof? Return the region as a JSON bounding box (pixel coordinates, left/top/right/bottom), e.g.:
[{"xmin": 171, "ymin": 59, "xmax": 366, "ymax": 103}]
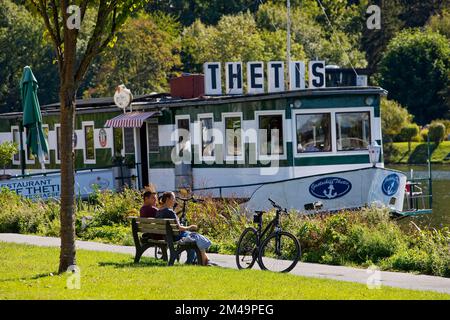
[{"xmin": 114, "ymin": 84, "xmax": 133, "ymax": 110}]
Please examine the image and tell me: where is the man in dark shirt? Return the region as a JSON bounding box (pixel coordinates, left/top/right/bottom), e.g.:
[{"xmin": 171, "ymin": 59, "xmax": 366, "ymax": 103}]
[
  {"xmin": 140, "ymin": 191, "xmax": 164, "ymax": 242},
  {"xmin": 140, "ymin": 191, "xmax": 158, "ymax": 218}
]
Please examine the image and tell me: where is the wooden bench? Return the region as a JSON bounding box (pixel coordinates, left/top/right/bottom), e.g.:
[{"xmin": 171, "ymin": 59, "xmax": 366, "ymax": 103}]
[{"xmin": 129, "ymin": 217, "xmax": 202, "ymax": 266}]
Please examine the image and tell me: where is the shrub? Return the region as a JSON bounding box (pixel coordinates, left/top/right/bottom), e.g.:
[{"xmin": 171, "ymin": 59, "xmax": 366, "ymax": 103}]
[
  {"xmin": 399, "ymin": 124, "xmax": 420, "ymax": 151},
  {"xmin": 420, "ymin": 128, "xmax": 429, "ymax": 141},
  {"xmin": 0, "ymin": 189, "xmax": 448, "ymax": 277},
  {"xmin": 78, "ymin": 225, "xmax": 133, "ymax": 246},
  {"xmin": 428, "ymin": 122, "xmax": 446, "ymax": 144},
  {"xmin": 0, "ymin": 141, "xmax": 18, "ymax": 175}
]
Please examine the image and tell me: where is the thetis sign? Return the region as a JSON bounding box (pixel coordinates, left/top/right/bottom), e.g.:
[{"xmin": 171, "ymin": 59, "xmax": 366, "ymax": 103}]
[{"xmin": 204, "ymin": 61, "xmax": 326, "ymax": 95}]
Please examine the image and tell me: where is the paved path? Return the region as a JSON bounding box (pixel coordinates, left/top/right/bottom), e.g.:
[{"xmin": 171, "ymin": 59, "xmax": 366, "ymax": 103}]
[{"xmin": 1, "ymin": 233, "xmax": 449, "ymax": 294}]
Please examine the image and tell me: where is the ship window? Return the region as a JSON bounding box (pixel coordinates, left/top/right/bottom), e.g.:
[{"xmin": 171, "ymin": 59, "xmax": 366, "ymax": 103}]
[
  {"xmin": 55, "ymin": 124, "xmax": 61, "ymax": 163},
  {"xmin": 24, "ymin": 127, "xmax": 36, "ymax": 163},
  {"xmin": 199, "ymin": 116, "xmax": 214, "ymax": 158},
  {"xmin": 336, "ymin": 112, "xmax": 371, "ymax": 151},
  {"xmin": 123, "ymin": 127, "xmax": 135, "ymax": 155},
  {"xmin": 11, "ymin": 126, "xmax": 20, "ymax": 164},
  {"xmin": 42, "ymin": 124, "xmax": 50, "ymax": 163},
  {"xmin": 258, "ymin": 114, "xmax": 284, "ymax": 156},
  {"xmin": 83, "ymin": 122, "xmax": 96, "ymax": 163},
  {"xmin": 224, "ymin": 115, "xmax": 242, "ymax": 157},
  {"xmin": 296, "ymin": 113, "xmax": 331, "ymax": 153},
  {"xmin": 176, "ymin": 116, "xmax": 190, "ymax": 158},
  {"xmin": 147, "ymin": 118, "xmax": 159, "ymax": 153},
  {"xmin": 113, "ymin": 128, "xmax": 123, "ymax": 157}
]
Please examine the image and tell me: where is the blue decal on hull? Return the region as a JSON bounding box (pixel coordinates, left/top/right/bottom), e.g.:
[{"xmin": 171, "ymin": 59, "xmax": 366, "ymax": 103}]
[
  {"xmin": 309, "ymin": 177, "xmax": 352, "ymax": 199},
  {"xmin": 382, "ymin": 174, "xmax": 399, "ymax": 196}
]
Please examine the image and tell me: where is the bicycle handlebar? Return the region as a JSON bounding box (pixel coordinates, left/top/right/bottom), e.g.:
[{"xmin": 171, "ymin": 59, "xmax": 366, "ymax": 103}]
[
  {"xmin": 268, "ymin": 198, "xmax": 288, "ymax": 214},
  {"xmin": 176, "ymin": 196, "xmax": 204, "ymax": 204}
]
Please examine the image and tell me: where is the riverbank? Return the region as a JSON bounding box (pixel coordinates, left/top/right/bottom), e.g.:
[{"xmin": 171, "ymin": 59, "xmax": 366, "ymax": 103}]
[
  {"xmin": 1, "ymin": 188, "xmax": 449, "ymax": 278},
  {"xmin": 1, "ymin": 239, "xmax": 449, "ymax": 298},
  {"xmin": 384, "ymin": 141, "xmax": 450, "ymax": 164}
]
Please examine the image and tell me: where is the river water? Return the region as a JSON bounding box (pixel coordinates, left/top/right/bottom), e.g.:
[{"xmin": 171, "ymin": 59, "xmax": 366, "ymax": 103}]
[{"xmin": 387, "ymin": 164, "xmax": 450, "ymax": 229}]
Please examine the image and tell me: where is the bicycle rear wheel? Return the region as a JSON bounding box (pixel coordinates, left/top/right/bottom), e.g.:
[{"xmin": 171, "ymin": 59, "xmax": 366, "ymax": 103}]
[
  {"xmin": 235, "ymin": 227, "xmax": 258, "ymax": 269},
  {"xmin": 258, "ymin": 231, "xmax": 301, "ymax": 273}
]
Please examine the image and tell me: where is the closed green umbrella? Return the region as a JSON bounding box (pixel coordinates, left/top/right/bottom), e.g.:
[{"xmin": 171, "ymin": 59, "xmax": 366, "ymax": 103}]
[{"xmin": 20, "ymin": 66, "xmax": 48, "ymax": 169}]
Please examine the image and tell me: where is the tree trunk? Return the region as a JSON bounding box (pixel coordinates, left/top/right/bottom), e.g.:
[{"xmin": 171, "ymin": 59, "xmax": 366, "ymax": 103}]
[{"xmin": 58, "ymin": 82, "xmax": 77, "ymax": 274}]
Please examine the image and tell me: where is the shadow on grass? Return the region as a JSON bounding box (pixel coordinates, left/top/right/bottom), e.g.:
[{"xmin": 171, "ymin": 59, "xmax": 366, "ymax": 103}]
[
  {"xmin": 408, "ymin": 143, "xmax": 437, "ymax": 164},
  {"xmin": 0, "ymin": 272, "xmax": 58, "ymax": 283},
  {"xmin": 98, "ymin": 257, "xmax": 167, "ymax": 269}
]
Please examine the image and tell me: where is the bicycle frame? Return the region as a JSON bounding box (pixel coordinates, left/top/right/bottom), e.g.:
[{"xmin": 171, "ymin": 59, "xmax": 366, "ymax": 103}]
[{"xmin": 254, "ymin": 210, "xmax": 282, "ymax": 250}]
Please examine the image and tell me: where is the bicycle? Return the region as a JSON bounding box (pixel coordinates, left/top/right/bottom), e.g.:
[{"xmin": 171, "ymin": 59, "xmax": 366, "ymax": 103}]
[
  {"xmin": 154, "ymin": 195, "xmax": 204, "ymax": 260},
  {"xmin": 235, "ymin": 198, "xmax": 301, "ymax": 273}
]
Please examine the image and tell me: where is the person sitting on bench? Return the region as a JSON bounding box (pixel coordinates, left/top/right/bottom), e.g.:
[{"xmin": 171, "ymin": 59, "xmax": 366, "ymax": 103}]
[
  {"xmin": 156, "ymin": 192, "xmax": 212, "ymax": 266},
  {"xmin": 140, "ymin": 189, "xmax": 164, "ymax": 242},
  {"xmin": 140, "ymin": 190, "xmax": 158, "ymax": 218}
]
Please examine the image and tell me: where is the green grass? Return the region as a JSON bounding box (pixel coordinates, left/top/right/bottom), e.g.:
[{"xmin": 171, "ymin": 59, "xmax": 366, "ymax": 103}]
[
  {"xmin": 385, "ymin": 141, "xmax": 450, "ymax": 164},
  {"xmin": 0, "ymin": 242, "xmax": 449, "ymax": 300}
]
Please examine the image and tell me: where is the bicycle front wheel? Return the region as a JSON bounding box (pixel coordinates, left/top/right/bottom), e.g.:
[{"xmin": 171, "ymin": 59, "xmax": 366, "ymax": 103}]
[
  {"xmin": 258, "ymin": 231, "xmax": 301, "ymax": 273},
  {"xmin": 235, "ymin": 227, "xmax": 258, "ymax": 270}
]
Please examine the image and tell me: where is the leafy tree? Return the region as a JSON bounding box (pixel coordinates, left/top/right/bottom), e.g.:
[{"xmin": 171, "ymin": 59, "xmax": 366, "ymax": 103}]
[
  {"xmin": 379, "ymin": 29, "xmax": 450, "ymax": 125},
  {"xmin": 430, "ymin": 119, "xmax": 450, "ymax": 137},
  {"xmin": 399, "ymin": 0, "xmax": 449, "ymax": 28},
  {"xmin": 0, "ymin": 0, "xmax": 59, "ymax": 112},
  {"xmin": 361, "ymin": 0, "xmax": 404, "ymax": 73},
  {"xmin": 255, "ymin": 2, "xmax": 366, "ymax": 68},
  {"xmin": 399, "ymin": 124, "xmax": 419, "ymax": 151},
  {"xmin": 145, "ymin": 0, "xmax": 259, "ymax": 26},
  {"xmin": 182, "ymin": 12, "xmax": 307, "ymax": 72},
  {"xmin": 428, "ymin": 9, "xmax": 450, "ymax": 39},
  {"xmin": 428, "ymin": 122, "xmax": 446, "ymax": 144},
  {"xmin": 26, "ymin": 0, "xmax": 149, "ymax": 273},
  {"xmin": 0, "ymin": 141, "xmax": 18, "ymax": 175},
  {"xmin": 81, "ymin": 12, "xmax": 182, "ymax": 97},
  {"xmin": 362, "ymin": 0, "xmax": 448, "ymax": 74},
  {"xmin": 380, "ymin": 98, "xmax": 413, "ymax": 142}
]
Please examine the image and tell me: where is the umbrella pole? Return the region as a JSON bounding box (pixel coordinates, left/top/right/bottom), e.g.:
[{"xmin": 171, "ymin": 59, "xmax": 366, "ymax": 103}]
[
  {"xmin": 19, "ymin": 122, "xmax": 26, "ymax": 176},
  {"xmin": 36, "ymin": 125, "xmax": 46, "ymax": 172}
]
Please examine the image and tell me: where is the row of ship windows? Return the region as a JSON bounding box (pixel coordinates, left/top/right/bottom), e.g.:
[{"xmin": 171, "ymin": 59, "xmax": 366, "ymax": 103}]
[
  {"xmin": 11, "ymin": 122, "xmax": 97, "ymax": 165},
  {"xmin": 9, "ymin": 109, "xmax": 373, "ymax": 165},
  {"xmin": 174, "ymin": 110, "xmax": 372, "ymax": 160}
]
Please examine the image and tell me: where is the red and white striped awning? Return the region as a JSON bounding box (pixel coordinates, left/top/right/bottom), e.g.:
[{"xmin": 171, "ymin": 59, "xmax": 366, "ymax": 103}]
[{"xmin": 104, "ymin": 111, "xmax": 158, "ymax": 128}]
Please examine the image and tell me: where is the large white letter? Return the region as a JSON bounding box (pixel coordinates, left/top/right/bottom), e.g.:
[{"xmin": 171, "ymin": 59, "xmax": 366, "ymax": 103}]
[
  {"xmin": 247, "ymin": 62, "xmax": 264, "ymax": 94},
  {"xmin": 289, "ymin": 61, "xmax": 305, "ymax": 90},
  {"xmin": 204, "ymin": 62, "xmax": 222, "ymax": 95},
  {"xmin": 268, "ymin": 62, "xmax": 285, "ymax": 93},
  {"xmin": 308, "ymin": 61, "xmax": 326, "ymax": 89},
  {"xmin": 225, "ymin": 62, "xmax": 243, "ymax": 95}
]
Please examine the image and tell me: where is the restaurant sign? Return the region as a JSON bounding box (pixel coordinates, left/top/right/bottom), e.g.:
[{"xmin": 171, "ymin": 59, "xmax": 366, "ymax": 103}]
[{"xmin": 0, "ymin": 169, "xmax": 115, "ymax": 200}]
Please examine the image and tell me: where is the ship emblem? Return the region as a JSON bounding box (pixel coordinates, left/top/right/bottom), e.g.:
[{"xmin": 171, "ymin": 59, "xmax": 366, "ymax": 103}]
[
  {"xmin": 309, "ymin": 177, "xmax": 352, "ymax": 200},
  {"xmin": 382, "ymin": 174, "xmax": 400, "ymax": 196}
]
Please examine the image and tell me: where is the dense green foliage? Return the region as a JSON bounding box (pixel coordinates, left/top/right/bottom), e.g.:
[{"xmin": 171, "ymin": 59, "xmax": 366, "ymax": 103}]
[
  {"xmin": 379, "ymin": 30, "xmax": 450, "ymax": 125},
  {"xmin": 81, "ymin": 12, "xmax": 182, "ymax": 97},
  {"xmin": 0, "ymin": 0, "xmax": 59, "ymax": 111},
  {"xmin": 0, "ymin": 141, "xmax": 18, "ymax": 174},
  {"xmin": 428, "ymin": 122, "xmax": 447, "ymax": 144},
  {"xmin": 380, "ymin": 98, "xmax": 414, "ymax": 142},
  {"xmin": 2, "ymin": 243, "xmax": 449, "ymax": 300},
  {"xmin": 1, "ymin": 188, "xmax": 449, "ymax": 277},
  {"xmin": 1, "ymin": 0, "xmax": 449, "ymax": 125},
  {"xmin": 399, "ymin": 124, "xmax": 420, "ymax": 151}
]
